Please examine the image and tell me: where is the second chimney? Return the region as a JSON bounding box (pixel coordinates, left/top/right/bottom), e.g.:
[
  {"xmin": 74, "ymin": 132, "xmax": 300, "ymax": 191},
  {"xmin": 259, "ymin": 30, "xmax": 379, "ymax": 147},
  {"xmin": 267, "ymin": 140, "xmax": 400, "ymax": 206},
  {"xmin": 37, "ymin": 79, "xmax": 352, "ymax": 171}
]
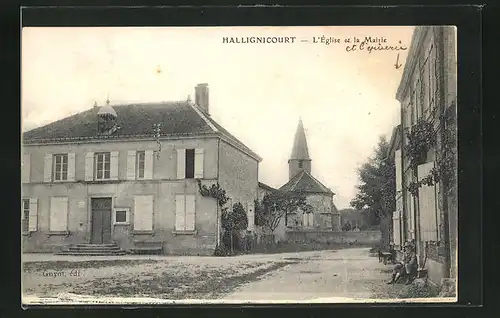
[{"xmin": 195, "ymin": 83, "xmax": 209, "ymax": 115}]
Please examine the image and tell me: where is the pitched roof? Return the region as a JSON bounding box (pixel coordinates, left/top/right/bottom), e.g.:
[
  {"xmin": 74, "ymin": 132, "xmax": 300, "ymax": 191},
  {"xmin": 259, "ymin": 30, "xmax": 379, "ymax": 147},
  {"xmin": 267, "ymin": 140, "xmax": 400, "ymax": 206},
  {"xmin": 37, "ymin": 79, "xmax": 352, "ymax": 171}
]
[
  {"xmin": 290, "ymin": 119, "xmax": 311, "ymax": 160},
  {"xmin": 22, "ymin": 101, "xmax": 261, "ymax": 161},
  {"xmin": 258, "ymin": 182, "xmax": 278, "ymax": 192},
  {"xmin": 279, "ymin": 170, "xmax": 334, "ymax": 195}
]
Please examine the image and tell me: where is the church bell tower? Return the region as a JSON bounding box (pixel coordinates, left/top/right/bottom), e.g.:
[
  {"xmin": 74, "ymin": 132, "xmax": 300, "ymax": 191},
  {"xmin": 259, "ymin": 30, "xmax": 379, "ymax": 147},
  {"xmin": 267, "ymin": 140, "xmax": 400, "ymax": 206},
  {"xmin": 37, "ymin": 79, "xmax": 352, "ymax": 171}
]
[{"xmin": 288, "ymin": 118, "xmax": 312, "ymax": 180}]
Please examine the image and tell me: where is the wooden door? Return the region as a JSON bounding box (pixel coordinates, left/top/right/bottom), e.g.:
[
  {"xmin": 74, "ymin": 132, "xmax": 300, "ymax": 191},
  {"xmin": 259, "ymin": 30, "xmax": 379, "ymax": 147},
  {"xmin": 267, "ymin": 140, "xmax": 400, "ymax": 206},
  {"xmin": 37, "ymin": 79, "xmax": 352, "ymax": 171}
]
[{"xmin": 91, "ymin": 198, "xmax": 112, "ymax": 244}]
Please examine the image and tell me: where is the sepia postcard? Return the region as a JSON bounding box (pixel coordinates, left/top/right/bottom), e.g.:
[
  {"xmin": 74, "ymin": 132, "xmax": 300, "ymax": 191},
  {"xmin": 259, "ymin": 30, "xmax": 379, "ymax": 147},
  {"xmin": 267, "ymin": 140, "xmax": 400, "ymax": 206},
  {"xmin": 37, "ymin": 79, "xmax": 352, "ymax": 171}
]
[{"xmin": 21, "ymin": 25, "xmax": 458, "ymax": 305}]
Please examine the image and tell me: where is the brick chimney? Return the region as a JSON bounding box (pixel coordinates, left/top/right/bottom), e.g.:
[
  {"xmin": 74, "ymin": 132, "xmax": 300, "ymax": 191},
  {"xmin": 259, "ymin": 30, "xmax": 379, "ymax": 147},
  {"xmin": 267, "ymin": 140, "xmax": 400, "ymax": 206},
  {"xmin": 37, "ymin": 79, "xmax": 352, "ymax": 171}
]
[{"xmin": 195, "ymin": 83, "xmax": 209, "ymax": 115}]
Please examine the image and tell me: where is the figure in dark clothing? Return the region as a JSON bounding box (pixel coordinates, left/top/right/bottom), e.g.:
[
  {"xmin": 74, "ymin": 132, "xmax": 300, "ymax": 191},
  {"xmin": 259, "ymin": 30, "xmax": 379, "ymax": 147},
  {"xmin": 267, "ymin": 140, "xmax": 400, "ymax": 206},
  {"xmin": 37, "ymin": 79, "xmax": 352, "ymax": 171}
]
[
  {"xmin": 388, "ymin": 243, "xmax": 417, "ymax": 285},
  {"xmin": 342, "ymin": 221, "xmax": 352, "ymax": 232}
]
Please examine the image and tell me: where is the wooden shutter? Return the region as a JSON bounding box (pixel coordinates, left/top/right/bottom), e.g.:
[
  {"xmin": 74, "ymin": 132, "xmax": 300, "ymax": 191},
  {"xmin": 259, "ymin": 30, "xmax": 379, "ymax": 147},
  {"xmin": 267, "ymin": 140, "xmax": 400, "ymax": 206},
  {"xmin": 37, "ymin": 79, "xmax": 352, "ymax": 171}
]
[
  {"xmin": 185, "ymin": 195, "xmax": 196, "ymax": 231},
  {"xmin": 22, "ymin": 154, "xmax": 31, "ymax": 183},
  {"xmin": 67, "ymin": 153, "xmax": 76, "ymax": 181},
  {"xmin": 392, "ymin": 211, "xmax": 401, "ymax": 246},
  {"xmin": 110, "ymin": 151, "xmax": 119, "ymax": 180},
  {"xmin": 395, "ymin": 149, "xmax": 402, "ymax": 192},
  {"xmin": 194, "ymin": 148, "xmax": 204, "ymax": 178},
  {"xmin": 85, "ymin": 152, "xmax": 94, "ymax": 181},
  {"xmin": 418, "ymin": 162, "xmax": 438, "ymax": 241},
  {"xmin": 126, "ymin": 151, "xmax": 136, "ymax": 180},
  {"xmin": 49, "ymin": 197, "xmax": 68, "ymax": 231},
  {"xmin": 133, "ymin": 195, "xmax": 153, "ymax": 231},
  {"xmin": 144, "ymin": 150, "xmax": 154, "ymax": 180},
  {"xmin": 247, "ymin": 201, "xmax": 255, "ymax": 231},
  {"xmin": 409, "ymin": 189, "xmax": 415, "ymax": 239},
  {"xmin": 176, "ymin": 149, "xmax": 186, "ymax": 179},
  {"xmin": 44, "ymin": 154, "xmax": 53, "ymax": 182},
  {"xmin": 175, "ymin": 195, "xmax": 186, "ymax": 231},
  {"xmin": 28, "ymin": 198, "xmax": 38, "ymax": 231}
]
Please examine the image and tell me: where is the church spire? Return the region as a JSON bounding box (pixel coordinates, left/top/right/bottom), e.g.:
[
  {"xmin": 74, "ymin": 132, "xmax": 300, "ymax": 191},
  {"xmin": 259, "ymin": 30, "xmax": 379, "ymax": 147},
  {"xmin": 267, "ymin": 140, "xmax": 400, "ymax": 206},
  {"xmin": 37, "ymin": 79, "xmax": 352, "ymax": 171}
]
[
  {"xmin": 290, "ymin": 118, "xmax": 311, "ymax": 160},
  {"xmin": 288, "ymin": 118, "xmax": 312, "ymax": 179}
]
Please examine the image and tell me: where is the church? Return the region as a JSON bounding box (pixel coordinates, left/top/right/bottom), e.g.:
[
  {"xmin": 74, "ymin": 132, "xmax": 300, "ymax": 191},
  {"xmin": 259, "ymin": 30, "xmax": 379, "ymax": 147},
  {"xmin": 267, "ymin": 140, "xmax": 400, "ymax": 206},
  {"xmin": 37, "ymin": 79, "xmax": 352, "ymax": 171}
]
[{"xmin": 279, "ymin": 119, "xmax": 341, "ymax": 231}]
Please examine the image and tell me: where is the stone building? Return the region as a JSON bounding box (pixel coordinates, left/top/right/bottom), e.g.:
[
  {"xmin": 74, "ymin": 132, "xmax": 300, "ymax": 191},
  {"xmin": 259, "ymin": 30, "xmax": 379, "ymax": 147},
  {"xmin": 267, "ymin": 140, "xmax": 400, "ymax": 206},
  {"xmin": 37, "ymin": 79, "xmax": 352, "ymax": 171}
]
[
  {"xmin": 279, "ymin": 119, "xmax": 341, "ymax": 231},
  {"xmin": 21, "ymin": 83, "xmax": 262, "ymax": 255},
  {"xmin": 389, "ymin": 26, "xmax": 457, "ymax": 289}
]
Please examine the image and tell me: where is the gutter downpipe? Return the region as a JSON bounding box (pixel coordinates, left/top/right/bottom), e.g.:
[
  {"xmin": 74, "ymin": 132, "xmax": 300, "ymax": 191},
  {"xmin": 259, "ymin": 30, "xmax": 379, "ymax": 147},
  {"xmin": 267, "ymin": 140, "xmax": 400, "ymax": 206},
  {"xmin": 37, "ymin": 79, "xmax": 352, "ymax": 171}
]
[{"xmin": 216, "ymin": 137, "xmax": 221, "ymax": 246}]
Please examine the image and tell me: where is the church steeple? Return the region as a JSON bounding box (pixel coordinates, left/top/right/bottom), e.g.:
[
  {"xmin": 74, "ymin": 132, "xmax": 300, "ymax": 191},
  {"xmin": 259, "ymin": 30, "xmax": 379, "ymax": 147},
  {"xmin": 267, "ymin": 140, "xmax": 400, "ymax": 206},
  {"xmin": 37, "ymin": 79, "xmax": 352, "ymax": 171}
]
[{"xmin": 288, "ymin": 118, "xmax": 312, "ymax": 179}]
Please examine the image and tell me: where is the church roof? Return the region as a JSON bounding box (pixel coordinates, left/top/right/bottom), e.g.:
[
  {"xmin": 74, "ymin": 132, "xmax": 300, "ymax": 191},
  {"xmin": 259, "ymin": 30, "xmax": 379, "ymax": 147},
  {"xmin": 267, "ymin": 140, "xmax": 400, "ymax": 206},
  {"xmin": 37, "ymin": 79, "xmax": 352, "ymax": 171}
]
[
  {"xmin": 289, "ymin": 119, "xmax": 311, "ymax": 160},
  {"xmin": 97, "ymin": 105, "xmax": 117, "ymax": 117},
  {"xmin": 23, "ymin": 101, "xmax": 261, "ymax": 161},
  {"xmin": 279, "ymin": 170, "xmax": 334, "ymax": 195}
]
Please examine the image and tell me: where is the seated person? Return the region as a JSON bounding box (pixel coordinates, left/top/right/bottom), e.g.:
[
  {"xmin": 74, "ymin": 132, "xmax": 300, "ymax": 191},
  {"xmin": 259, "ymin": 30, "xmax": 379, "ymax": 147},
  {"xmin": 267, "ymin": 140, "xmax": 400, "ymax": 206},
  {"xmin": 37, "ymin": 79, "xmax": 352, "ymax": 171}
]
[{"xmin": 387, "ymin": 243, "xmax": 417, "ymax": 285}]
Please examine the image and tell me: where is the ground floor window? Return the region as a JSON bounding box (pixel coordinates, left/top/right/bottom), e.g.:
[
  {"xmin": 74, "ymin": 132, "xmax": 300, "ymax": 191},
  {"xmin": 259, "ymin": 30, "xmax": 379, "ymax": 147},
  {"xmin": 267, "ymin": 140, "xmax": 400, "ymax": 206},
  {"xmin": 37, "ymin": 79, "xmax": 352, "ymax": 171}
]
[
  {"xmin": 114, "ymin": 207, "xmax": 130, "ymax": 225},
  {"xmin": 175, "ymin": 194, "xmax": 196, "ymax": 231},
  {"xmin": 49, "ymin": 197, "xmax": 68, "ymax": 232},
  {"xmin": 303, "ymin": 212, "xmax": 314, "ymax": 227},
  {"xmin": 22, "ymin": 199, "xmax": 30, "ymax": 232},
  {"xmin": 133, "ymin": 195, "xmax": 154, "ymax": 231}
]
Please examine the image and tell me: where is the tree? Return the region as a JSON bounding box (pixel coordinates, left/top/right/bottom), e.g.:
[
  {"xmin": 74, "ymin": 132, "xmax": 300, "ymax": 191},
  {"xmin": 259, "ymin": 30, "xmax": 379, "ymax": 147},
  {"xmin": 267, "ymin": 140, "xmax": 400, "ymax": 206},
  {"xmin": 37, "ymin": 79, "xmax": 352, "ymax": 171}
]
[
  {"xmin": 221, "ymin": 202, "xmax": 248, "ymax": 253},
  {"xmin": 255, "ymin": 190, "xmax": 310, "ymax": 234},
  {"xmin": 350, "ymin": 136, "xmax": 396, "ymax": 249}
]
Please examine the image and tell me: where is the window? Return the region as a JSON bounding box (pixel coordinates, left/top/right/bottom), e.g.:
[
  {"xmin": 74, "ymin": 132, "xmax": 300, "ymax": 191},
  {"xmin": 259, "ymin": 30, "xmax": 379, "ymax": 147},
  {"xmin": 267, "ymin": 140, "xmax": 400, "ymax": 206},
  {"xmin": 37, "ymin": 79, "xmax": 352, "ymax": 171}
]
[
  {"xmin": 298, "ymin": 160, "xmax": 303, "ymax": 169},
  {"xmin": 303, "ymin": 212, "xmax": 314, "ymax": 227},
  {"xmin": 177, "ymin": 148, "xmax": 204, "ymax": 179},
  {"xmin": 22, "ymin": 199, "xmax": 30, "ymax": 232},
  {"xmin": 185, "ymin": 149, "xmax": 195, "ymax": 179},
  {"xmin": 114, "ymin": 208, "xmax": 130, "ymax": 225},
  {"xmin": 49, "ymin": 197, "xmax": 68, "ymax": 232},
  {"xmin": 95, "ymin": 152, "xmax": 111, "ymax": 180},
  {"xmin": 136, "ymin": 151, "xmax": 145, "ymax": 179},
  {"xmin": 133, "ymin": 195, "xmax": 154, "ymax": 231},
  {"xmin": 53, "ymin": 154, "xmax": 68, "ymax": 181},
  {"xmin": 175, "ymin": 194, "xmax": 196, "ymax": 232}
]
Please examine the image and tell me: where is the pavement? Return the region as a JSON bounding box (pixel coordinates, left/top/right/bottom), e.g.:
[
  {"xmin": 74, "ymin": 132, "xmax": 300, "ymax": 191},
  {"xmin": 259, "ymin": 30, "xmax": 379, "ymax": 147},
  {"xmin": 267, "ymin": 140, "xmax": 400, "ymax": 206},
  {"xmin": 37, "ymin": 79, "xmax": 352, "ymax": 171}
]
[
  {"xmin": 22, "ymin": 248, "xmax": 419, "ymax": 303},
  {"xmin": 222, "ymin": 247, "xmax": 390, "ymax": 301}
]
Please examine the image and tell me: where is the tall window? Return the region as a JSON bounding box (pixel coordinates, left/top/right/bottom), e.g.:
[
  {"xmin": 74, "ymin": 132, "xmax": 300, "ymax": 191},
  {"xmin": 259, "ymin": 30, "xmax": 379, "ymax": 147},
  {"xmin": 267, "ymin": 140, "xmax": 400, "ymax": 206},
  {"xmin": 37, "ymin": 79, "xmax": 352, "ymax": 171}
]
[
  {"xmin": 53, "ymin": 154, "xmax": 68, "ymax": 181},
  {"xmin": 136, "ymin": 151, "xmax": 145, "ymax": 179},
  {"xmin": 185, "ymin": 149, "xmax": 195, "ymax": 179},
  {"xmin": 298, "ymin": 160, "xmax": 303, "ymax": 169},
  {"xmin": 22, "ymin": 199, "xmax": 30, "ymax": 232},
  {"xmin": 95, "ymin": 152, "xmax": 111, "ymax": 180}
]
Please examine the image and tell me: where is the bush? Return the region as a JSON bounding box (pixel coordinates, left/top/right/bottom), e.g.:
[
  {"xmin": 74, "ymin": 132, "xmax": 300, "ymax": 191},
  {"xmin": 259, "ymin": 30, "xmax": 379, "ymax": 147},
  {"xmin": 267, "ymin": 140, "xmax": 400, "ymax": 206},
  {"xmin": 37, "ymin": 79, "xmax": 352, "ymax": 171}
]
[
  {"xmin": 398, "ymin": 282, "xmax": 439, "ymax": 298},
  {"xmin": 213, "ymin": 244, "xmax": 230, "ymax": 256}
]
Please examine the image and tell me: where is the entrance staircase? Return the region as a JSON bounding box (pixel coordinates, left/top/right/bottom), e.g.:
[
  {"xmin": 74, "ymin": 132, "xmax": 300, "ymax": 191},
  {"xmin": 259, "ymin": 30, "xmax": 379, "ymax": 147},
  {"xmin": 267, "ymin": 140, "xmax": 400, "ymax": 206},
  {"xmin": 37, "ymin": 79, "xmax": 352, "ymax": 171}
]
[{"xmin": 56, "ymin": 243, "xmax": 127, "ymax": 256}]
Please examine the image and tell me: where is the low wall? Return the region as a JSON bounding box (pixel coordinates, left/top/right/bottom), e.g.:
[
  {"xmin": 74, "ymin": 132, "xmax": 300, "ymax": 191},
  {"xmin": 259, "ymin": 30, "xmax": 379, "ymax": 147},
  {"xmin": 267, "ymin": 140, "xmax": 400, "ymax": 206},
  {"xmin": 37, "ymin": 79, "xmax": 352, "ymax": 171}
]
[{"xmin": 285, "ymin": 230, "xmax": 382, "ymax": 245}]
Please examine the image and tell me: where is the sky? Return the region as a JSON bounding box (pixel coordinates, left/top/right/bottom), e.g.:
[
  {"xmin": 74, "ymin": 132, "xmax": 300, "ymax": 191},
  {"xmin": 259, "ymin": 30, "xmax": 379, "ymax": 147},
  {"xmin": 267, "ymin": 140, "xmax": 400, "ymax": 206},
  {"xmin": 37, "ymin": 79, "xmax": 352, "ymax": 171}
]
[{"xmin": 22, "ymin": 26, "xmax": 415, "ymax": 209}]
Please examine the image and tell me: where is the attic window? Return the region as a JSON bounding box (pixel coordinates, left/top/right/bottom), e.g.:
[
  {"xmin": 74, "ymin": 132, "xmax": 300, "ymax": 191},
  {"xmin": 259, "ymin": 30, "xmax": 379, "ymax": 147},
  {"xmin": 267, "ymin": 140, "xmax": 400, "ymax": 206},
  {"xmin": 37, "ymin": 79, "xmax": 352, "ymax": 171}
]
[{"xmin": 298, "ymin": 160, "xmax": 303, "ymax": 168}]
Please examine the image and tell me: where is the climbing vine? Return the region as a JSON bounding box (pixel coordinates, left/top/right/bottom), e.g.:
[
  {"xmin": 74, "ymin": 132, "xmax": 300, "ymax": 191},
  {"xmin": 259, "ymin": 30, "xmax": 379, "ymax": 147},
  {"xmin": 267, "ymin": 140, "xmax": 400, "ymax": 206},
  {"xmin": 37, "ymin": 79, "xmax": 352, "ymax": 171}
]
[
  {"xmin": 404, "ymin": 118, "xmax": 436, "ymax": 171},
  {"xmin": 405, "ymin": 108, "xmax": 457, "ymax": 197},
  {"xmin": 196, "ymin": 179, "xmax": 229, "ymax": 211}
]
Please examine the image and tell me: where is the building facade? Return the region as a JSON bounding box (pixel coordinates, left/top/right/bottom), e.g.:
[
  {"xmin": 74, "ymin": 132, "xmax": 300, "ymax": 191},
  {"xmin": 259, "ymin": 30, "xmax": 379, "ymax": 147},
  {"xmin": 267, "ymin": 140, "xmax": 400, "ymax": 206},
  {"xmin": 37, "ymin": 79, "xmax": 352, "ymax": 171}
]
[
  {"xmin": 390, "ymin": 26, "xmax": 457, "ymax": 288},
  {"xmin": 279, "ymin": 119, "xmax": 341, "ymax": 231},
  {"xmin": 21, "ymin": 84, "xmax": 262, "ymax": 255}
]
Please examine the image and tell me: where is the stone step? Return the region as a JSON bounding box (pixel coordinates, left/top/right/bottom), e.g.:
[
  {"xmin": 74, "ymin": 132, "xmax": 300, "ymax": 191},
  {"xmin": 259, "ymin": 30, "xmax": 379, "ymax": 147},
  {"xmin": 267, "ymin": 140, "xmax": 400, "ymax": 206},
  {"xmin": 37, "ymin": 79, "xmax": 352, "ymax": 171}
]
[
  {"xmin": 69, "ymin": 246, "xmax": 121, "ymax": 251},
  {"xmin": 66, "ymin": 249, "xmax": 124, "ymax": 254},
  {"xmin": 75, "ymin": 243, "xmax": 119, "ymax": 248},
  {"xmin": 57, "ymin": 243, "xmax": 127, "ymax": 256},
  {"xmin": 56, "ymin": 251, "xmax": 128, "ymax": 256}
]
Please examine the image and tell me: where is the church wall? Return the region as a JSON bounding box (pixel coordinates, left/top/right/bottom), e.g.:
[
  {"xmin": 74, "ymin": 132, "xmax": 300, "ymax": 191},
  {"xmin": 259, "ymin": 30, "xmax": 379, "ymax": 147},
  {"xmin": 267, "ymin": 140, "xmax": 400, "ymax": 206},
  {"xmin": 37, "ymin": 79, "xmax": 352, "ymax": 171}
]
[
  {"xmin": 306, "ymin": 193, "xmax": 335, "ymax": 230},
  {"xmin": 285, "ymin": 230, "xmax": 382, "ymax": 245}
]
